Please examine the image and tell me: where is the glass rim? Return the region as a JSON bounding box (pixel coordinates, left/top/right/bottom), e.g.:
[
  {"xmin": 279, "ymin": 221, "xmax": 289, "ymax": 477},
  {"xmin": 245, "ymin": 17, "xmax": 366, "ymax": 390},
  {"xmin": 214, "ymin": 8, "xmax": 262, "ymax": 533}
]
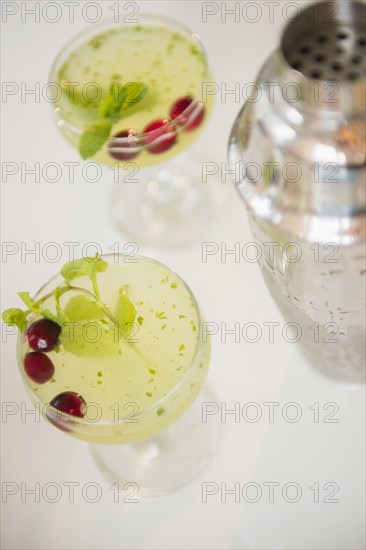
[
  {"xmin": 16, "ymin": 253, "xmax": 206, "ymax": 427},
  {"xmin": 49, "ymin": 13, "xmax": 209, "ymax": 140}
]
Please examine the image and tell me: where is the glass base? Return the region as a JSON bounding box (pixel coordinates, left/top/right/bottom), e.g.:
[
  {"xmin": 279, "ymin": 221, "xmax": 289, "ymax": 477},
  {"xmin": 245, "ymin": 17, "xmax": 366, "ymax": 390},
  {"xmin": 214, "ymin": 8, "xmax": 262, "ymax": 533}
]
[
  {"xmin": 109, "ymin": 153, "xmax": 225, "ymax": 248},
  {"xmin": 90, "ymin": 387, "xmax": 220, "ymax": 497}
]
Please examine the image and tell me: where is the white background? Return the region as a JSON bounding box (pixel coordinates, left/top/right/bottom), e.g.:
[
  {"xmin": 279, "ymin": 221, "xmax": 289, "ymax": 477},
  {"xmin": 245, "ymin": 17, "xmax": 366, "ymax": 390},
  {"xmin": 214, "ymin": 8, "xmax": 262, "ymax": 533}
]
[{"xmin": 1, "ymin": 1, "xmax": 365, "ymax": 549}]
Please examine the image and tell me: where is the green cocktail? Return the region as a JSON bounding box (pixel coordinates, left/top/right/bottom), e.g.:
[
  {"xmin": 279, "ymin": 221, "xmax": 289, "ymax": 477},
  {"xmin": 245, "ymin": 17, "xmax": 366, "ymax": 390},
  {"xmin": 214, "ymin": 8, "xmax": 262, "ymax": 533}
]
[
  {"xmin": 3, "ymin": 255, "xmax": 217, "ymax": 494},
  {"xmin": 51, "ymin": 18, "xmax": 210, "ymax": 166},
  {"xmin": 49, "ymin": 15, "xmax": 217, "ymax": 247}
]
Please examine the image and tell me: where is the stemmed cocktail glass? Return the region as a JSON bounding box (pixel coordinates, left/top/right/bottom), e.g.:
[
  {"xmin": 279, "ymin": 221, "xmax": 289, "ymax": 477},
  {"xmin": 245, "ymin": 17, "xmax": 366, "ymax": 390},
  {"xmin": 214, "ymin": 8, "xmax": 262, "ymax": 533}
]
[
  {"xmin": 10, "ymin": 254, "xmax": 219, "ymax": 495},
  {"xmin": 49, "ymin": 15, "xmax": 217, "ymax": 247}
]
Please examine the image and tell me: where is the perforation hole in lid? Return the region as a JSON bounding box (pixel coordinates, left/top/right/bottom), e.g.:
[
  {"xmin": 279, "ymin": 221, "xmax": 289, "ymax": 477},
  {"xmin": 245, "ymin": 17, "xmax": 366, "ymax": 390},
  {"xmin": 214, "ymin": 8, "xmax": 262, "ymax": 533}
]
[
  {"xmin": 288, "ymin": 27, "xmax": 366, "ymax": 80},
  {"xmin": 283, "ymin": 2, "xmax": 366, "ymax": 82}
]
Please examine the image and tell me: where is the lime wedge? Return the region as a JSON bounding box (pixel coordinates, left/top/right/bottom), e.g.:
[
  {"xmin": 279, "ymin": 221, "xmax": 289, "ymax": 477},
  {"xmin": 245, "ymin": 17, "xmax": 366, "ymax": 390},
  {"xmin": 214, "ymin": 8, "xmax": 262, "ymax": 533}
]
[
  {"xmin": 61, "ymin": 295, "xmax": 120, "ymax": 357},
  {"xmin": 64, "ymin": 295, "xmax": 105, "ymax": 322}
]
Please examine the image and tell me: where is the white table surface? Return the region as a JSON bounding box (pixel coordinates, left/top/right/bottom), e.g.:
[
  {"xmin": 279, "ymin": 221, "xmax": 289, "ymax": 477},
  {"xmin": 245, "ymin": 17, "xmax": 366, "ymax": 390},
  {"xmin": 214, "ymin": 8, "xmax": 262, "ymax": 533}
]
[{"xmin": 1, "ymin": 1, "xmax": 365, "ymax": 549}]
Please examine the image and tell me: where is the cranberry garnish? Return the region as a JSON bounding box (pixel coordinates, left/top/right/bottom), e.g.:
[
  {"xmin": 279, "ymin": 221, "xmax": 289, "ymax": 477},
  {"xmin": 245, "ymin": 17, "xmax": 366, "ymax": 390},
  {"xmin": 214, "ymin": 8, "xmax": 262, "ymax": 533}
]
[
  {"xmin": 107, "ymin": 129, "xmax": 140, "ymax": 161},
  {"xmin": 24, "ymin": 352, "xmax": 55, "ymax": 384},
  {"xmin": 26, "ymin": 319, "xmax": 61, "ymax": 352},
  {"xmin": 143, "ymin": 119, "xmax": 177, "ymax": 154},
  {"xmin": 50, "ymin": 391, "xmax": 86, "ymax": 418},
  {"xmin": 169, "ymin": 96, "xmax": 205, "ymax": 131}
]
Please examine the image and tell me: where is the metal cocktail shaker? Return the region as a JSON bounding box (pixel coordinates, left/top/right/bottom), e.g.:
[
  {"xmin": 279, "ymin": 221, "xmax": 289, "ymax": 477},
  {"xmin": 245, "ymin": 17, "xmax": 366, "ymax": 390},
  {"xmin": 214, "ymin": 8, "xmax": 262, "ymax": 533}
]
[{"xmin": 228, "ymin": 1, "xmax": 366, "ymax": 382}]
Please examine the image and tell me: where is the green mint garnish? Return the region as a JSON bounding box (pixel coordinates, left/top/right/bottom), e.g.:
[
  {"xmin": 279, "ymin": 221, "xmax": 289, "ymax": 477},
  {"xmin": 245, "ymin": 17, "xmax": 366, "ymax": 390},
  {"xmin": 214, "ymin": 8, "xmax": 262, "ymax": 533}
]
[
  {"xmin": 1, "ymin": 308, "xmax": 27, "ymax": 331},
  {"xmin": 157, "ymin": 407, "xmax": 166, "ymax": 416},
  {"xmin": 79, "ymin": 120, "xmax": 112, "ymax": 161},
  {"xmin": 3, "ymin": 256, "xmax": 126, "ymax": 340},
  {"xmin": 61, "ymin": 255, "xmax": 108, "ymax": 300},
  {"xmin": 1, "ymin": 255, "xmax": 158, "ymax": 370},
  {"xmin": 78, "ymin": 81, "xmax": 148, "ymax": 160},
  {"xmin": 18, "ymin": 291, "xmax": 40, "ymax": 312},
  {"xmin": 114, "ymin": 286, "xmax": 137, "ymax": 336},
  {"xmin": 18, "ymin": 291, "xmax": 61, "ymax": 325},
  {"xmin": 61, "ymin": 256, "xmax": 108, "ymax": 281},
  {"xmin": 98, "ymin": 82, "xmax": 148, "ymax": 122}
]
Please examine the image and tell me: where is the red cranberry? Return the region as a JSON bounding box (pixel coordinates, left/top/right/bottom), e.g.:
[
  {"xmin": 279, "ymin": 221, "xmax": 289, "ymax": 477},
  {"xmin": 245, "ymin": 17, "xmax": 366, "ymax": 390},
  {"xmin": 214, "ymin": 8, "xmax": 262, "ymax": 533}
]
[
  {"xmin": 24, "ymin": 352, "xmax": 55, "ymax": 384},
  {"xmin": 108, "ymin": 129, "xmax": 140, "ymax": 161},
  {"xmin": 143, "ymin": 119, "xmax": 177, "ymax": 154},
  {"xmin": 169, "ymin": 96, "xmax": 205, "ymax": 131},
  {"xmin": 26, "ymin": 319, "xmax": 61, "ymax": 352},
  {"xmin": 50, "ymin": 391, "xmax": 86, "ymax": 418}
]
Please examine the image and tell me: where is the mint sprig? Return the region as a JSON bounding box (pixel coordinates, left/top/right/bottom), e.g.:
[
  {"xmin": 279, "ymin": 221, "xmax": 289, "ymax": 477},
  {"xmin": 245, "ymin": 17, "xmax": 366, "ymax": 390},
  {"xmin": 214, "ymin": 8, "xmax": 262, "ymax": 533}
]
[
  {"xmin": 78, "ymin": 82, "xmax": 148, "ymax": 160},
  {"xmin": 2, "ymin": 255, "xmax": 156, "ymax": 369},
  {"xmin": 18, "ymin": 291, "xmax": 62, "ymax": 325},
  {"xmin": 18, "ymin": 291, "xmax": 40, "ymax": 312},
  {"xmin": 61, "ymin": 255, "xmax": 108, "ymax": 300},
  {"xmin": 2, "ymin": 308, "xmax": 27, "ymax": 331},
  {"xmin": 2, "ymin": 256, "xmax": 126, "ymax": 335}
]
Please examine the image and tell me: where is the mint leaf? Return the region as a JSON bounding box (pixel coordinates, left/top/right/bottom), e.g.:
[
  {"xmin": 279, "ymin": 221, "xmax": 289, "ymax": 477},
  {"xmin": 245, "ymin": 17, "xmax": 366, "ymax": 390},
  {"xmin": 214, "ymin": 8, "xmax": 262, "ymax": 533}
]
[
  {"xmin": 114, "ymin": 286, "xmax": 136, "ymax": 336},
  {"xmin": 61, "ymin": 256, "xmax": 108, "ymax": 301},
  {"xmin": 18, "ymin": 289, "xmax": 69, "ymax": 326},
  {"xmin": 2, "ymin": 308, "xmax": 27, "ymax": 330},
  {"xmin": 2, "ymin": 257, "xmax": 113, "ymax": 340},
  {"xmin": 18, "ymin": 291, "xmax": 40, "ymax": 313},
  {"xmin": 79, "ymin": 82, "xmax": 148, "ymax": 159},
  {"xmin": 98, "ymin": 82, "xmax": 148, "ymax": 123},
  {"xmin": 98, "ymin": 94, "xmax": 124, "ymax": 123},
  {"xmin": 61, "ymin": 256, "xmax": 108, "ymax": 284},
  {"xmin": 98, "ymin": 83, "xmax": 127, "ymax": 123},
  {"xmin": 18, "ymin": 290, "xmax": 66, "ymax": 326},
  {"xmin": 79, "ymin": 119, "xmax": 112, "ymax": 160},
  {"xmin": 18, "ymin": 291, "xmax": 54, "ymax": 322},
  {"xmin": 113, "ymin": 82, "xmax": 148, "ymax": 112}
]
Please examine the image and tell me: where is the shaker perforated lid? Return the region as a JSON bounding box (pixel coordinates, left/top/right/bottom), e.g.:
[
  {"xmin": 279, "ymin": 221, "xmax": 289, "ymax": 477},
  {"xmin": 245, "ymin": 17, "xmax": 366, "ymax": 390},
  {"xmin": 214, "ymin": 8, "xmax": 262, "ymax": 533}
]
[{"xmin": 281, "ymin": 1, "xmax": 366, "ymax": 81}]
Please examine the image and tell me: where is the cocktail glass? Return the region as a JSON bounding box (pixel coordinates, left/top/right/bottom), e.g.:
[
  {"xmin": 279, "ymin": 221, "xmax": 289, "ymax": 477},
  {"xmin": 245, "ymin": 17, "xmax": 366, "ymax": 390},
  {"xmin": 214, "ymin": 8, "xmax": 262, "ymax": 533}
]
[
  {"xmin": 16, "ymin": 254, "xmax": 219, "ymax": 496},
  {"xmin": 49, "ymin": 15, "xmax": 219, "ymax": 247}
]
